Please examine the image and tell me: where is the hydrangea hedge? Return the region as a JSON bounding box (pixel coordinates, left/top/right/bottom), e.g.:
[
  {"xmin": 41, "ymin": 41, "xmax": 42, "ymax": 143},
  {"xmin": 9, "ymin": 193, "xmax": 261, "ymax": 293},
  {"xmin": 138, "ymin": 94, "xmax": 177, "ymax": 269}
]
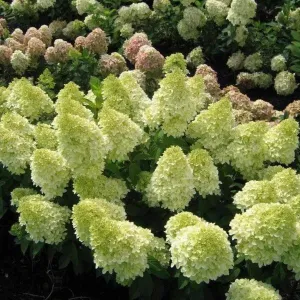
[
  {"xmin": 1, "ymin": 0, "xmax": 300, "ymax": 299},
  {"xmin": 0, "ymin": 62, "xmax": 299, "ymax": 299}
]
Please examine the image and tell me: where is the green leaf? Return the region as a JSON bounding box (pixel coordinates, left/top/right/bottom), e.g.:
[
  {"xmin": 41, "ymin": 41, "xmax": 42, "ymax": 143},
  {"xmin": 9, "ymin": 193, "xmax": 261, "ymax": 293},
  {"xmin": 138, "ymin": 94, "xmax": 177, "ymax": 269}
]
[
  {"xmin": 105, "ymin": 161, "xmax": 122, "ymax": 177},
  {"xmin": 129, "ymin": 163, "xmax": 141, "ymax": 185},
  {"xmin": 129, "ymin": 279, "xmax": 141, "ymax": 300},
  {"xmin": 89, "ymin": 76, "xmax": 103, "ymax": 99},
  {"xmin": 234, "ymin": 255, "xmax": 245, "ymax": 265},
  {"xmin": 288, "ymin": 45, "xmax": 300, "ymax": 57},
  {"xmin": 292, "ymin": 31, "xmax": 300, "ymax": 42},
  {"xmin": 272, "ymin": 263, "xmax": 286, "ymax": 284},
  {"xmin": 138, "ymin": 273, "xmax": 153, "ymax": 299},
  {"xmin": 148, "ymin": 257, "xmax": 170, "ymax": 279},
  {"xmin": 30, "ymin": 242, "xmax": 44, "ymax": 258},
  {"xmin": 178, "ymin": 274, "xmax": 189, "ymax": 290},
  {"xmin": 20, "ymin": 239, "xmax": 30, "ymax": 255},
  {"xmin": 290, "ymin": 64, "xmax": 300, "ymax": 74},
  {"xmin": 47, "ymin": 246, "xmax": 57, "ymax": 262},
  {"xmin": 246, "ymin": 261, "xmax": 262, "ymax": 279},
  {"xmin": 59, "ymin": 254, "xmax": 71, "ymax": 269},
  {"xmin": 0, "ymin": 198, "xmax": 7, "ymax": 219}
]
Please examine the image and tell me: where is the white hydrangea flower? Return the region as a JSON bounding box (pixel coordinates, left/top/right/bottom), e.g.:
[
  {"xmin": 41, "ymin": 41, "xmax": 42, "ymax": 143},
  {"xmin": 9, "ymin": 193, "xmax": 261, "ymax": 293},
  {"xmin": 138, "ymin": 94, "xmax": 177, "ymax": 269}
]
[
  {"xmin": 227, "ymin": 51, "xmax": 245, "ymax": 70},
  {"xmin": 206, "ymin": 0, "xmax": 230, "ymax": 26},
  {"xmin": 230, "ymin": 203, "xmax": 297, "ymax": 266},
  {"xmin": 30, "ymin": 149, "xmax": 70, "ymax": 200},
  {"xmin": 271, "ymin": 168, "xmax": 300, "ymax": 203},
  {"xmin": 271, "ymin": 55, "xmax": 287, "ymax": 72},
  {"xmin": 233, "ymin": 180, "xmax": 278, "ymax": 211},
  {"xmin": 72, "ymin": 198, "xmax": 126, "ymax": 247},
  {"xmin": 36, "ymin": 0, "xmax": 56, "ymax": 9},
  {"xmin": 265, "ymin": 118, "xmax": 299, "ymax": 165},
  {"xmin": 90, "ymin": 218, "xmax": 154, "ymax": 285},
  {"xmin": 170, "ymin": 222, "xmax": 233, "ymax": 283},
  {"xmin": 226, "ymin": 279, "xmax": 282, "ymax": 300},
  {"xmin": 18, "ymin": 195, "xmax": 71, "ymax": 244},
  {"xmin": 99, "ymin": 108, "xmax": 145, "ymax": 161},
  {"xmin": 73, "ymin": 175, "xmax": 128, "ymax": 205},
  {"xmin": 76, "ymin": 0, "xmax": 96, "ymax": 15},
  {"xmin": 274, "ymin": 71, "xmax": 298, "ymax": 96},
  {"xmin": 227, "ymin": 0, "xmax": 257, "ymax": 26},
  {"xmin": 188, "ymin": 149, "xmax": 220, "ymax": 197},
  {"xmin": 145, "ymin": 146, "xmax": 195, "ymax": 212},
  {"xmin": 10, "ymin": 50, "xmax": 30, "ymax": 75}
]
